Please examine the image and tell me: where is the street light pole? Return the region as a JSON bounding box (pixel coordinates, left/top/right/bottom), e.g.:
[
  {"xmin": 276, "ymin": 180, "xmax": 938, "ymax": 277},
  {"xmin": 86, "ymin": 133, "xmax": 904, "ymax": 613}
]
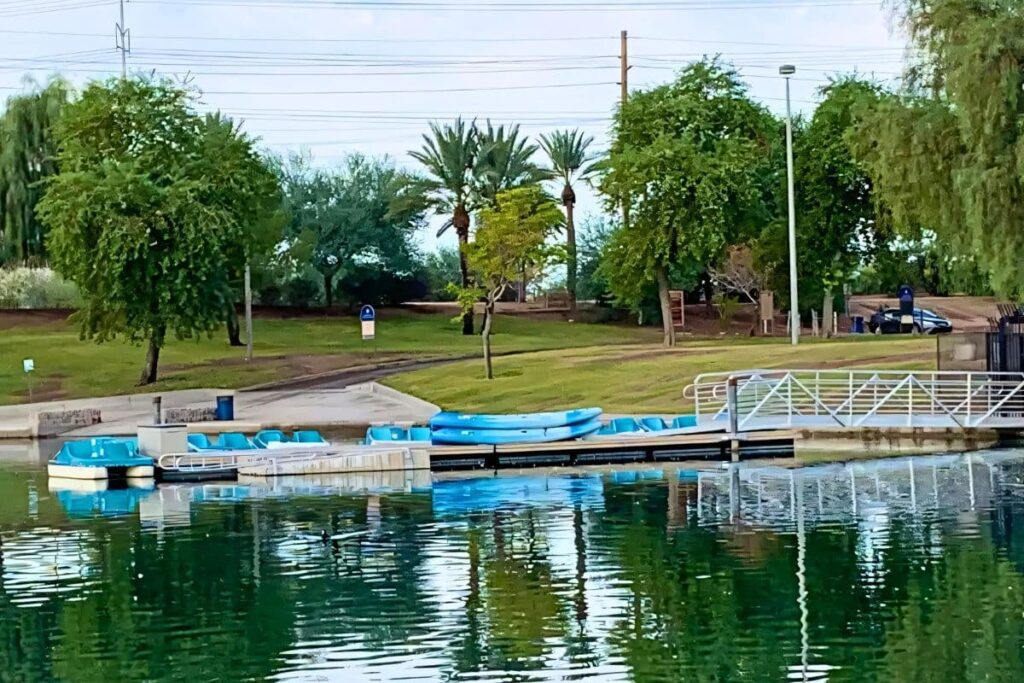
[{"xmin": 780, "ymin": 64, "xmax": 799, "ymax": 345}]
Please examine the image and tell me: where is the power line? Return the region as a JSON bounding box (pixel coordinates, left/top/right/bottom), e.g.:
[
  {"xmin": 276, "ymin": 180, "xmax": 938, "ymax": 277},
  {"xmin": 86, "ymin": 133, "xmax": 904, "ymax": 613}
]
[{"xmin": 133, "ymin": 0, "xmax": 880, "ymax": 11}]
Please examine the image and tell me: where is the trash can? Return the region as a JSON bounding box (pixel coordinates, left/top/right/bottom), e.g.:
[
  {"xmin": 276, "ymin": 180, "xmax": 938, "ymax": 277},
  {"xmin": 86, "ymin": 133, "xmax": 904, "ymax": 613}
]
[
  {"xmin": 852, "ymin": 316, "xmax": 865, "ymax": 334},
  {"xmin": 215, "ymin": 394, "xmax": 235, "ymax": 421}
]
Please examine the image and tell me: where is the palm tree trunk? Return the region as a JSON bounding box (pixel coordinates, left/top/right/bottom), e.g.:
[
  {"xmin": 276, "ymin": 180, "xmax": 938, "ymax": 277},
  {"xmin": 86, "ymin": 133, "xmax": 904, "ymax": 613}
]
[
  {"xmin": 655, "ymin": 264, "xmax": 676, "ymax": 347},
  {"xmin": 457, "ymin": 223, "xmax": 474, "ymax": 335},
  {"xmin": 565, "ymin": 197, "xmax": 577, "ymax": 311}
]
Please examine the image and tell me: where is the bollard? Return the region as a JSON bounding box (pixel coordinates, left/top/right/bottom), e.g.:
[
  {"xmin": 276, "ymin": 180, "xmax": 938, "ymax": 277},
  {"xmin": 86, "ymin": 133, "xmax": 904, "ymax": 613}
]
[
  {"xmin": 727, "ymin": 376, "xmax": 740, "ymax": 461},
  {"xmin": 153, "ymin": 396, "xmax": 162, "ymax": 425}
]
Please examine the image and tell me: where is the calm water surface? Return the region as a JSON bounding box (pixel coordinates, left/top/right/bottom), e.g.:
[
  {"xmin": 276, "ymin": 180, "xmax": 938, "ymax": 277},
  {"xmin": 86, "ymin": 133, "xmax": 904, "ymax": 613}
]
[{"xmin": 1, "ymin": 448, "xmax": 1023, "ymax": 682}]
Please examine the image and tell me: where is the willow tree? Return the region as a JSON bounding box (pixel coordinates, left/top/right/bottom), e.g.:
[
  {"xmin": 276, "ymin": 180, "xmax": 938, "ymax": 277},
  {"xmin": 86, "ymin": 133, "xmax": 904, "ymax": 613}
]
[
  {"xmin": 851, "ymin": 0, "xmax": 1024, "ymax": 297},
  {"xmin": 599, "ymin": 60, "xmax": 775, "ymax": 346},
  {"xmin": 38, "ymin": 78, "xmax": 280, "ymax": 385},
  {"xmin": 0, "ymin": 79, "xmax": 69, "ymax": 264}
]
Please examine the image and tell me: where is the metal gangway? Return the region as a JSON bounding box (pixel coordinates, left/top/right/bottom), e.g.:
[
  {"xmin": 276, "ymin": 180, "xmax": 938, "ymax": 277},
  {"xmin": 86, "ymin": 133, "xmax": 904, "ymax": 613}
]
[{"xmin": 686, "ymin": 369, "xmax": 1024, "ymax": 432}]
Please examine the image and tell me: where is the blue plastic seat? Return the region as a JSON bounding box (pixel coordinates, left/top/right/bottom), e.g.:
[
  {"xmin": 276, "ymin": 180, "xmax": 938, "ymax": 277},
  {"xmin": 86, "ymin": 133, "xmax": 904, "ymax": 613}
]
[
  {"xmin": 409, "ymin": 427, "xmax": 432, "ymax": 442},
  {"xmin": 65, "ymin": 440, "xmax": 96, "ymax": 458},
  {"xmin": 671, "ymin": 415, "xmax": 698, "ymax": 429},
  {"xmin": 292, "ymin": 430, "xmax": 326, "ymax": 444},
  {"xmin": 367, "ymin": 426, "xmax": 407, "ymax": 443},
  {"xmin": 597, "ymin": 417, "xmax": 644, "ymax": 436},
  {"xmin": 640, "ymin": 416, "xmax": 668, "ymax": 431},
  {"xmin": 217, "ymin": 432, "xmax": 254, "ymax": 450},
  {"xmin": 254, "ymin": 430, "xmax": 287, "ymax": 448},
  {"xmin": 187, "ymin": 434, "xmax": 215, "ymax": 451}
]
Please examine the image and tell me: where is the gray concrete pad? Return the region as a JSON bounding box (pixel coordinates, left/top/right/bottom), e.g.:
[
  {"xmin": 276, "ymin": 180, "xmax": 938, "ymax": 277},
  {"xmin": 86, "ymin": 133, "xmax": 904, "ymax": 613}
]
[{"xmin": 0, "ymin": 383, "xmax": 439, "ymax": 438}]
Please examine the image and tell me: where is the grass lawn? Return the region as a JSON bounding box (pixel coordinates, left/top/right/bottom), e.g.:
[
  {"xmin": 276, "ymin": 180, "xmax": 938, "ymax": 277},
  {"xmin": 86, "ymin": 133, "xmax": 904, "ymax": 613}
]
[
  {"xmin": 383, "ymin": 335, "xmax": 938, "ymax": 414},
  {"xmin": 0, "ymin": 310, "xmax": 659, "ymax": 404}
]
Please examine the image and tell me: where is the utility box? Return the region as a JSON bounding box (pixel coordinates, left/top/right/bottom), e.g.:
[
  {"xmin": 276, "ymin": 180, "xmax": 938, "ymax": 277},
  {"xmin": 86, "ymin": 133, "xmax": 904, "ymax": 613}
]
[{"xmin": 138, "ymin": 424, "xmax": 188, "ymax": 458}]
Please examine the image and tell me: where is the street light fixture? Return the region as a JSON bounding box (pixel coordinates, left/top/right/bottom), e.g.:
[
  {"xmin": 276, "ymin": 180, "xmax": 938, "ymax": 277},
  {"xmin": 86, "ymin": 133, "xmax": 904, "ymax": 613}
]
[{"xmin": 780, "ymin": 64, "xmax": 799, "ymax": 345}]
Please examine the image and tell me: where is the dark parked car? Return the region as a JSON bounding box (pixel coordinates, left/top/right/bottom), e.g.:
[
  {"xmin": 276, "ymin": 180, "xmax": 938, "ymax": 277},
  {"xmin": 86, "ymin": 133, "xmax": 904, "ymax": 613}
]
[{"xmin": 869, "ymin": 308, "xmax": 953, "ymax": 335}]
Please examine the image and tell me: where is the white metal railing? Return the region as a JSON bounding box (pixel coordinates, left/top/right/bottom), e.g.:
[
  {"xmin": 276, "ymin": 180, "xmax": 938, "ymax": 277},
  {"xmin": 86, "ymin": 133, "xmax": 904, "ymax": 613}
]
[{"xmin": 688, "ymin": 369, "xmax": 1024, "ymax": 431}]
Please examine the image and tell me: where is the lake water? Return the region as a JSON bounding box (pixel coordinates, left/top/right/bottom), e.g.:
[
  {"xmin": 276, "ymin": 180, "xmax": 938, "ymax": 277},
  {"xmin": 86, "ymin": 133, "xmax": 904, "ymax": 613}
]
[{"xmin": 1, "ymin": 449, "xmax": 1023, "ymax": 681}]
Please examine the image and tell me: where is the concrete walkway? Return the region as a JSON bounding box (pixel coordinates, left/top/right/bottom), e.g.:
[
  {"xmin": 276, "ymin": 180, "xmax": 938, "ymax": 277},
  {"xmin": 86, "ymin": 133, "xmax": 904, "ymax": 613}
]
[{"xmin": 0, "ymin": 383, "xmax": 439, "ymax": 439}]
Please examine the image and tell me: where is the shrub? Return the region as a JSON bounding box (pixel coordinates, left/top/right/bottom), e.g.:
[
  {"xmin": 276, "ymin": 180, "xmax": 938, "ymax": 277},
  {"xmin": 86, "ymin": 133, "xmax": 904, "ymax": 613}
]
[{"xmin": 0, "ymin": 267, "xmax": 79, "ymax": 308}]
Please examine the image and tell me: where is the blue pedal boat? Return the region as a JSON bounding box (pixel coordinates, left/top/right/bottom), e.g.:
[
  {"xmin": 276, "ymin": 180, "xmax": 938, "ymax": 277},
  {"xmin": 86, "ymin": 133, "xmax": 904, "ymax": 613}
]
[
  {"xmin": 365, "ymin": 425, "xmax": 432, "ymax": 446},
  {"xmin": 48, "ymin": 438, "xmax": 155, "ymax": 480}
]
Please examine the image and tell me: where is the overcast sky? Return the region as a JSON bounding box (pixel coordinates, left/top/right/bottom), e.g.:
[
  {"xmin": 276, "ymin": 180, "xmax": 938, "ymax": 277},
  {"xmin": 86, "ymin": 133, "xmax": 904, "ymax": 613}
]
[{"xmin": 0, "ymin": 0, "xmax": 908, "ymax": 251}]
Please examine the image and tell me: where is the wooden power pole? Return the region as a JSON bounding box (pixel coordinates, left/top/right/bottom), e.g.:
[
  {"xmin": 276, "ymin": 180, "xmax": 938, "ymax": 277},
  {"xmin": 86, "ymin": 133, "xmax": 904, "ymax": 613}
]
[{"xmin": 620, "ymin": 30, "xmax": 628, "ymax": 105}]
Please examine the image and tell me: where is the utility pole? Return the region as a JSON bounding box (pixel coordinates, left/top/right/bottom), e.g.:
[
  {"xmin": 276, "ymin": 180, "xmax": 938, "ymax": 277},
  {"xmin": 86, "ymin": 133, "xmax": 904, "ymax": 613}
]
[
  {"xmin": 619, "ymin": 29, "xmax": 630, "ymax": 229},
  {"xmin": 780, "ymin": 64, "xmax": 799, "ymax": 345},
  {"xmin": 116, "ymin": 0, "xmax": 130, "ymax": 78},
  {"xmin": 619, "ymin": 30, "xmax": 629, "ymax": 105},
  {"xmin": 244, "ymin": 262, "xmax": 254, "ymax": 361}
]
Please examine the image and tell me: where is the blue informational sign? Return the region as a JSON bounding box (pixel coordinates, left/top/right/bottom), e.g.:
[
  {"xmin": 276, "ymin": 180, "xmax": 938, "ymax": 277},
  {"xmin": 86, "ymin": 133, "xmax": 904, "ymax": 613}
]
[{"xmin": 360, "ymin": 305, "xmax": 376, "ymax": 340}]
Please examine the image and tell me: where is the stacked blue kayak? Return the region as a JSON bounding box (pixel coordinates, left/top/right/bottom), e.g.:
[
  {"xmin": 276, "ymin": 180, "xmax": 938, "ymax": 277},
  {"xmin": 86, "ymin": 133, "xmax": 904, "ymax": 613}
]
[{"xmin": 429, "ymin": 407, "xmax": 603, "ymax": 445}]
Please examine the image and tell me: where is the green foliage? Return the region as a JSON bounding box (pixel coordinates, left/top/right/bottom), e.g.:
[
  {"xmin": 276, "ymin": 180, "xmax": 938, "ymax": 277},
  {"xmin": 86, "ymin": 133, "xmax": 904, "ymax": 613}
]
[
  {"xmin": 851, "ymin": 0, "xmax": 1024, "ymax": 297},
  {"xmin": 280, "ymin": 153, "xmax": 425, "ymax": 307},
  {"xmin": 474, "ymin": 121, "xmax": 546, "ymax": 207},
  {"xmin": 408, "ymin": 118, "xmax": 477, "ymax": 239},
  {"xmin": 0, "ymin": 79, "xmax": 69, "ymax": 264},
  {"xmin": 789, "ymin": 77, "xmax": 889, "ymax": 308},
  {"xmin": 422, "ymin": 246, "xmax": 462, "ymax": 301},
  {"xmin": 36, "ymin": 77, "xmax": 280, "ymax": 382},
  {"xmin": 576, "ymin": 216, "xmax": 614, "ymax": 302},
  {"xmin": 0, "ymin": 266, "xmax": 79, "ymax": 308},
  {"xmin": 463, "ymin": 186, "xmax": 564, "ymax": 304},
  {"xmin": 598, "ymin": 60, "xmax": 776, "ymax": 339}
]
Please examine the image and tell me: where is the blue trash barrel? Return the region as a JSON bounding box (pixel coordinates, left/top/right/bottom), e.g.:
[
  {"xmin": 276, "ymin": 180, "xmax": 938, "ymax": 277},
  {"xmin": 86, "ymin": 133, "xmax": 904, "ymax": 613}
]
[
  {"xmin": 852, "ymin": 316, "xmax": 865, "ymax": 334},
  {"xmin": 215, "ymin": 395, "xmax": 235, "ymax": 421}
]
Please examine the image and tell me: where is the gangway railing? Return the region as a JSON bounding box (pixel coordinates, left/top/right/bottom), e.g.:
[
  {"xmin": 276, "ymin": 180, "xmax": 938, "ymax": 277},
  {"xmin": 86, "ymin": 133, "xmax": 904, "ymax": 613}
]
[{"xmin": 686, "ymin": 369, "xmax": 1024, "ymax": 431}]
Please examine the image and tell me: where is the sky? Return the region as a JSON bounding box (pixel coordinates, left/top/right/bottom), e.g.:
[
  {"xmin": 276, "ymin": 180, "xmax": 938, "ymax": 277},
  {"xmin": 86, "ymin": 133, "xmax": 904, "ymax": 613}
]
[{"xmin": 0, "ymin": 0, "xmax": 909, "ymax": 252}]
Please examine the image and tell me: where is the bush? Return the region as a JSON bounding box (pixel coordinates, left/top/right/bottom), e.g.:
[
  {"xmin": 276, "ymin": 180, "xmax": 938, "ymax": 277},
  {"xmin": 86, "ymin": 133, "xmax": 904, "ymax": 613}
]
[
  {"xmin": 0, "ymin": 267, "xmax": 79, "ymax": 308},
  {"xmin": 281, "ymin": 273, "xmax": 323, "ymax": 307}
]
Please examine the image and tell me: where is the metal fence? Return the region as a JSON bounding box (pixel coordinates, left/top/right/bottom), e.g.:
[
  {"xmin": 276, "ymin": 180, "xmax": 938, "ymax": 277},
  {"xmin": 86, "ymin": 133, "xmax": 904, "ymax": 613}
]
[{"xmin": 687, "ymin": 369, "xmax": 1024, "ymax": 431}]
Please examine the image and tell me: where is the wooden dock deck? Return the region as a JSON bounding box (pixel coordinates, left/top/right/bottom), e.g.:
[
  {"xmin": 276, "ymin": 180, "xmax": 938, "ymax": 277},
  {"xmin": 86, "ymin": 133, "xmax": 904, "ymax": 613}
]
[{"xmin": 427, "ymin": 430, "xmax": 797, "ymax": 471}]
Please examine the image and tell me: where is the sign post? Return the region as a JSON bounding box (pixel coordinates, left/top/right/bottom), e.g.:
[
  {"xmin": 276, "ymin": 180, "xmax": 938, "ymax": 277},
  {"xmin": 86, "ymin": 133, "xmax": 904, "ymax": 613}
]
[
  {"xmin": 22, "ymin": 358, "xmax": 34, "ymax": 403},
  {"xmin": 360, "ymin": 305, "xmax": 376, "ymax": 341},
  {"xmin": 898, "ymin": 285, "xmax": 915, "ymax": 334}
]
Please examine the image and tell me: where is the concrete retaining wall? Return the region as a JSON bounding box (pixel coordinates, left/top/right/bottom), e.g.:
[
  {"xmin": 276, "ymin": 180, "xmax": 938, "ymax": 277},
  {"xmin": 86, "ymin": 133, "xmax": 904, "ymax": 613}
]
[
  {"xmin": 795, "ymin": 426, "xmax": 1000, "ymax": 457},
  {"xmin": 164, "ymin": 407, "xmax": 216, "ymax": 423},
  {"xmin": 32, "ymin": 408, "xmax": 101, "ymax": 437}
]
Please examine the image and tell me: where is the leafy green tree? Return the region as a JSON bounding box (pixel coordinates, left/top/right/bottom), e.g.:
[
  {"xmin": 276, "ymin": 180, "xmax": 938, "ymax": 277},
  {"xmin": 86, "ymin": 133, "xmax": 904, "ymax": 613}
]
[
  {"xmin": 474, "ymin": 121, "xmax": 545, "ymax": 206},
  {"xmin": 539, "ymin": 129, "xmax": 598, "ymax": 311},
  {"xmin": 0, "ymin": 79, "xmax": 69, "ymax": 264},
  {"xmin": 599, "ymin": 60, "xmax": 775, "ymax": 346},
  {"xmin": 793, "ymin": 77, "xmax": 888, "ymax": 331},
  {"xmin": 409, "ymin": 118, "xmax": 478, "ymax": 334},
  {"xmin": 281, "ymin": 153, "xmax": 424, "ymax": 308},
  {"xmin": 423, "ymin": 246, "xmax": 462, "ymax": 301},
  {"xmin": 37, "ymin": 78, "xmax": 279, "ymax": 384},
  {"xmin": 851, "ymin": 0, "xmax": 1024, "ymax": 297},
  {"xmin": 458, "ymin": 185, "xmax": 563, "ymax": 379}
]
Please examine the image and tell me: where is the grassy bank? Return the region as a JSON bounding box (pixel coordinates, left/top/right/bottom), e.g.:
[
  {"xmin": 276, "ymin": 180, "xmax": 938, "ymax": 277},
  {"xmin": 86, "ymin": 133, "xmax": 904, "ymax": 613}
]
[
  {"xmin": 0, "ymin": 311, "xmax": 659, "ymax": 404},
  {"xmin": 383, "ymin": 336, "xmax": 936, "ymax": 414}
]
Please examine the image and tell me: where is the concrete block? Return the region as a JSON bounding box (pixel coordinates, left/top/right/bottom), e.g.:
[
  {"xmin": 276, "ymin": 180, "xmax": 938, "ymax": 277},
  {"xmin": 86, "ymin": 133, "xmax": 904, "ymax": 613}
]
[
  {"xmin": 32, "ymin": 408, "xmax": 101, "ymax": 437},
  {"xmin": 165, "ymin": 407, "xmax": 216, "ymax": 423},
  {"xmin": 138, "ymin": 424, "xmax": 188, "ymax": 457}
]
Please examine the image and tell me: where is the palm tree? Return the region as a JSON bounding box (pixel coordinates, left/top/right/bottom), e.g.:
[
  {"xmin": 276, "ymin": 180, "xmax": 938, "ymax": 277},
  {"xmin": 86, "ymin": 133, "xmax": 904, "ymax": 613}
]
[
  {"xmin": 474, "ymin": 121, "xmax": 545, "ymax": 206},
  {"xmin": 539, "ymin": 129, "xmax": 596, "ymax": 311},
  {"xmin": 409, "ymin": 118, "xmax": 479, "ymax": 335}
]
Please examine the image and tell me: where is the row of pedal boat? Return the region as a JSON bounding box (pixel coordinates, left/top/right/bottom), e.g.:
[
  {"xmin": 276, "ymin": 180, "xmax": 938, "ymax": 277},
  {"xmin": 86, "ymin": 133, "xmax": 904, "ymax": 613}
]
[{"xmin": 47, "ymin": 410, "xmax": 709, "ymax": 479}]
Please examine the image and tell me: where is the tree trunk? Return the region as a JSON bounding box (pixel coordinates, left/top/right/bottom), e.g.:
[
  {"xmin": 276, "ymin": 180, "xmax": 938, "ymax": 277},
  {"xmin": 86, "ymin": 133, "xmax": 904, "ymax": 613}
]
[
  {"xmin": 565, "ymin": 196, "xmax": 577, "ymax": 312},
  {"xmin": 456, "ymin": 221, "xmax": 474, "ymax": 336},
  {"xmin": 226, "ymin": 302, "xmax": 243, "ymax": 346},
  {"xmin": 324, "ymin": 272, "xmax": 334, "ymax": 308},
  {"xmin": 822, "ymin": 286, "xmax": 834, "ymax": 338},
  {"xmin": 519, "ymin": 265, "xmax": 527, "ymax": 303},
  {"xmin": 751, "ymin": 296, "xmax": 760, "ymax": 337},
  {"xmin": 702, "ymin": 272, "xmax": 714, "ymax": 318},
  {"xmin": 482, "ymin": 299, "xmax": 494, "ymax": 379},
  {"xmin": 138, "ymin": 325, "xmax": 166, "ymax": 386},
  {"xmin": 655, "ymin": 264, "xmax": 676, "ymax": 347}
]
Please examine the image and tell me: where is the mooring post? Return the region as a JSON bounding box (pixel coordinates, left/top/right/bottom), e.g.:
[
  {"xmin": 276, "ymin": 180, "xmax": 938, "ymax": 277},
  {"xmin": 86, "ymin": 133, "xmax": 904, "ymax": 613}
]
[
  {"xmin": 727, "ymin": 376, "xmax": 740, "ymax": 461},
  {"xmin": 153, "ymin": 396, "xmax": 162, "ymax": 425}
]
